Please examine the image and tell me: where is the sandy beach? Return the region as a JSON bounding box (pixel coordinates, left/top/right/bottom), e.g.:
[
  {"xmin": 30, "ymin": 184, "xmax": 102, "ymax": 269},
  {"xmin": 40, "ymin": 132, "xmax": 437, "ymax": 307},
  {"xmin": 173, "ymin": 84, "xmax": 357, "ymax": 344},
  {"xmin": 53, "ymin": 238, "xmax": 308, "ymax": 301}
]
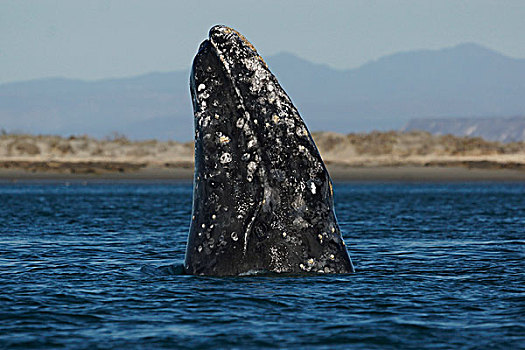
[{"xmin": 2, "ymin": 164, "xmax": 525, "ymax": 182}]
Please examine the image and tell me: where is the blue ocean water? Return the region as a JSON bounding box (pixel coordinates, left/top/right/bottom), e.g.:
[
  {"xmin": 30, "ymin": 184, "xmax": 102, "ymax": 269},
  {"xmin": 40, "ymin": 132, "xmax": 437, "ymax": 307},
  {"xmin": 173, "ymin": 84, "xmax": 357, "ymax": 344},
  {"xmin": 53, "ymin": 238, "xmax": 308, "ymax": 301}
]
[{"xmin": 0, "ymin": 181, "xmax": 524, "ymax": 349}]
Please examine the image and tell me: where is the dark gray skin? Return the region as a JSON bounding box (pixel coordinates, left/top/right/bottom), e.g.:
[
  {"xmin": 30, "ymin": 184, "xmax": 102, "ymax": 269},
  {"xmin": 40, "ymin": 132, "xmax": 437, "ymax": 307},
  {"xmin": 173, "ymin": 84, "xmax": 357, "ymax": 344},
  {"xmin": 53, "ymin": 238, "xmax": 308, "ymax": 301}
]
[{"xmin": 184, "ymin": 25, "xmax": 354, "ymax": 276}]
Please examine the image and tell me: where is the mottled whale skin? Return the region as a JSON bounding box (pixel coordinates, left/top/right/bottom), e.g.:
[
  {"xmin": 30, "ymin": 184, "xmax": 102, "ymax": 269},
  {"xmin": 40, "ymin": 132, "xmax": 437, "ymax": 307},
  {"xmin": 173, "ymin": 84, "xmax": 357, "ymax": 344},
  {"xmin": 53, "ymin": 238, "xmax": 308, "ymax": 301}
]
[{"xmin": 184, "ymin": 25, "xmax": 354, "ymax": 276}]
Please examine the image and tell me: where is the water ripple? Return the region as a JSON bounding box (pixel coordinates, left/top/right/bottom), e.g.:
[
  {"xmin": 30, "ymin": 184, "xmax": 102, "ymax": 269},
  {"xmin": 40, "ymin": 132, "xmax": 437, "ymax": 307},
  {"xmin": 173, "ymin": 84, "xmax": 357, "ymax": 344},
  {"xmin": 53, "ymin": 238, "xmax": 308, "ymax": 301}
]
[{"xmin": 0, "ymin": 182, "xmax": 524, "ymax": 349}]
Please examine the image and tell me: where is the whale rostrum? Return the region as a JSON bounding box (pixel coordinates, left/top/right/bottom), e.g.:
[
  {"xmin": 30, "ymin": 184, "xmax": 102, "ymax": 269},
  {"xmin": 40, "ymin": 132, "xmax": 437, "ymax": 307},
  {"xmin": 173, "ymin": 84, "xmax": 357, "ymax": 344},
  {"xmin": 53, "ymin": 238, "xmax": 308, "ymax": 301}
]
[{"xmin": 184, "ymin": 25, "xmax": 354, "ymax": 275}]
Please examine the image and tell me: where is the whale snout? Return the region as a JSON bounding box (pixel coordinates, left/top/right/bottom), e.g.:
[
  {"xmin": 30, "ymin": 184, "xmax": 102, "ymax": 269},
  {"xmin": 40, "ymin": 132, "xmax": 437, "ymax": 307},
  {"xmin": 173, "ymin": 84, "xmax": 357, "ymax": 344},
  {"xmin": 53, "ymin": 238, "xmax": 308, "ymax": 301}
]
[
  {"xmin": 208, "ymin": 24, "xmax": 264, "ymax": 62},
  {"xmin": 208, "ymin": 24, "xmax": 230, "ymax": 39}
]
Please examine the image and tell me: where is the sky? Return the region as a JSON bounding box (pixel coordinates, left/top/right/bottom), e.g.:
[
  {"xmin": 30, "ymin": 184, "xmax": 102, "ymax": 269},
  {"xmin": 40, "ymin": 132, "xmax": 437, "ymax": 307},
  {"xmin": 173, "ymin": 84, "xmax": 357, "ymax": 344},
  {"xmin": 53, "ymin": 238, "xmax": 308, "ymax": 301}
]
[{"xmin": 1, "ymin": 0, "xmax": 524, "ymax": 84}]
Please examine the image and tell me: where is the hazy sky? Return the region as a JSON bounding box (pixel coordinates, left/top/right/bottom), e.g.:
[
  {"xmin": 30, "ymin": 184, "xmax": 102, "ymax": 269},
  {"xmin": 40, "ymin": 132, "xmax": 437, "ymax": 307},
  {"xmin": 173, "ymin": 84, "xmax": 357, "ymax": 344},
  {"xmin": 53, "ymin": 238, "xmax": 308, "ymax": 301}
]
[{"xmin": 1, "ymin": 0, "xmax": 524, "ymax": 84}]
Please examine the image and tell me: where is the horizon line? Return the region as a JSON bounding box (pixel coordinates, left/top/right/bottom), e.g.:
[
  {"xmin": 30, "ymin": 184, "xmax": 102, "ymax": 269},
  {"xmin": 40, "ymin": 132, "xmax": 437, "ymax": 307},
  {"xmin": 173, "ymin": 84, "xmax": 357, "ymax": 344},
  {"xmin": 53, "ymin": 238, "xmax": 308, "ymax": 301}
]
[{"xmin": 1, "ymin": 41, "xmax": 522, "ymax": 86}]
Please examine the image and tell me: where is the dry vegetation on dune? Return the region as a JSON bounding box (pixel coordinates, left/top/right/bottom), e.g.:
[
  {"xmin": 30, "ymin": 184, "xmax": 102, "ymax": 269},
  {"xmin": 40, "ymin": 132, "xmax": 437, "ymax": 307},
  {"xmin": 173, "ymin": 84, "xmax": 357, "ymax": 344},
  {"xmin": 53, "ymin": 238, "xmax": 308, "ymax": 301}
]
[
  {"xmin": 313, "ymin": 131, "xmax": 525, "ymax": 157},
  {"xmin": 0, "ymin": 133, "xmax": 194, "ymax": 163},
  {"xmin": 0, "ymin": 133, "xmax": 194, "ymax": 174},
  {"xmin": 0, "ymin": 131, "xmax": 524, "ymax": 174},
  {"xmin": 312, "ymin": 131, "xmax": 525, "ymax": 168}
]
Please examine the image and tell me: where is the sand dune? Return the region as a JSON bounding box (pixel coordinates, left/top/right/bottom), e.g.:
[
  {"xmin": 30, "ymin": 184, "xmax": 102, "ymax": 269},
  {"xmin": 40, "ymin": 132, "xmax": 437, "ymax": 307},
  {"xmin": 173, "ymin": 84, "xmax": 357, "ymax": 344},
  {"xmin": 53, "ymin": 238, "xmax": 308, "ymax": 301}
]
[
  {"xmin": 1, "ymin": 131, "xmax": 524, "ymax": 179},
  {"xmin": 0, "ymin": 133, "xmax": 193, "ymax": 164},
  {"xmin": 313, "ymin": 131, "xmax": 525, "ymax": 167}
]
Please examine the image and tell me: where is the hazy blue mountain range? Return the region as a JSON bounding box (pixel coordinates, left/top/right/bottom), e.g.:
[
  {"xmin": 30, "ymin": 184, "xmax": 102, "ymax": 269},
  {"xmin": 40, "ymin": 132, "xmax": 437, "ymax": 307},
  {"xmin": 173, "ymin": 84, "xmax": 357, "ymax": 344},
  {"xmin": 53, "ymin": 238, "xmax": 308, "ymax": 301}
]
[
  {"xmin": 1, "ymin": 43, "xmax": 525, "ymax": 141},
  {"xmin": 403, "ymin": 116, "xmax": 525, "ymax": 143}
]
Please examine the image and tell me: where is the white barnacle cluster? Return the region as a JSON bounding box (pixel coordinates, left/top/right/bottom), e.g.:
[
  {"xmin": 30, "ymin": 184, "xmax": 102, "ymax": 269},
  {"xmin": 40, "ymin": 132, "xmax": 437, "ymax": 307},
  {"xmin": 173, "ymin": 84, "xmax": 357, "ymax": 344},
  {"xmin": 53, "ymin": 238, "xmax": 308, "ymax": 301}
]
[
  {"xmin": 246, "ymin": 161, "xmax": 257, "ymax": 182},
  {"xmin": 299, "ymin": 258, "xmax": 316, "ymax": 272},
  {"xmin": 247, "ymin": 160, "xmax": 257, "ymax": 171},
  {"xmin": 310, "ymin": 182, "xmax": 317, "ymax": 194},
  {"xmin": 196, "ymin": 83, "xmax": 210, "ymax": 110},
  {"xmin": 194, "ymin": 110, "xmax": 204, "ymax": 121},
  {"xmin": 296, "ymin": 126, "xmax": 307, "ymax": 137},
  {"xmin": 236, "ymin": 200, "xmax": 252, "ymax": 218},
  {"xmin": 267, "ymin": 90, "xmax": 278, "ymax": 106},
  {"xmin": 269, "ymin": 246, "xmax": 287, "ymax": 273},
  {"xmin": 220, "ymin": 152, "xmax": 232, "ymax": 164},
  {"xmin": 299, "ymin": 255, "xmax": 334, "ymax": 273},
  {"xmin": 283, "ymin": 117, "xmax": 296, "ymax": 136},
  {"xmin": 198, "ymin": 115, "xmax": 212, "ymax": 129},
  {"xmin": 296, "ymin": 143, "xmax": 316, "ymax": 165},
  {"xmin": 284, "ymin": 117, "xmax": 295, "ymax": 128},
  {"xmin": 243, "ymin": 57, "xmax": 270, "ymax": 94},
  {"xmin": 236, "ymin": 118, "xmax": 245, "ymax": 128},
  {"xmin": 242, "ymin": 56, "xmax": 259, "ymax": 73},
  {"xmin": 275, "ymin": 84, "xmax": 293, "ymax": 108}
]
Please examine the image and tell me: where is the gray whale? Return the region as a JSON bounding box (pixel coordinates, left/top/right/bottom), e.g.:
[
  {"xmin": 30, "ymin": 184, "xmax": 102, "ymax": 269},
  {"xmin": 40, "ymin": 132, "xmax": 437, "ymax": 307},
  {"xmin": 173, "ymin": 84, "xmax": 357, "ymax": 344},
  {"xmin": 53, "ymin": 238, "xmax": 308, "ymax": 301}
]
[{"xmin": 184, "ymin": 25, "xmax": 354, "ymax": 275}]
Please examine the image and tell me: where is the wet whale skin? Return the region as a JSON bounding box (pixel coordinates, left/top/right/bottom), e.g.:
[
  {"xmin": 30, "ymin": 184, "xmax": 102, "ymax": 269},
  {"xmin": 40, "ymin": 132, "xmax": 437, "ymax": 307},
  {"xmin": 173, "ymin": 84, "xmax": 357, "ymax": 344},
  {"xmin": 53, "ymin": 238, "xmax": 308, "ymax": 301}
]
[{"xmin": 184, "ymin": 25, "xmax": 354, "ymax": 275}]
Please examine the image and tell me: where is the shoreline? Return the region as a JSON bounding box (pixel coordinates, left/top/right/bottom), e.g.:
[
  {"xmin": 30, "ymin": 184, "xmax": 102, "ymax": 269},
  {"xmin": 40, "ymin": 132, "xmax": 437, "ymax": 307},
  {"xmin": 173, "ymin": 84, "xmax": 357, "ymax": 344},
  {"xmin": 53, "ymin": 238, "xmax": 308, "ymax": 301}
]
[{"xmin": 1, "ymin": 164, "xmax": 524, "ymax": 182}]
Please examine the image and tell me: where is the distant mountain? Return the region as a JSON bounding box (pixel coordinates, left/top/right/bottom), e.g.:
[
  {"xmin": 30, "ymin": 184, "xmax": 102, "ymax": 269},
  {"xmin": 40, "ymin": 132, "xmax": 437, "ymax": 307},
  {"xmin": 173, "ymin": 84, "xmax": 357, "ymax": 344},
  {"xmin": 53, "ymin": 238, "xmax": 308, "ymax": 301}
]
[
  {"xmin": 1, "ymin": 43, "xmax": 525, "ymax": 140},
  {"xmin": 0, "ymin": 72, "xmax": 192, "ymax": 140},
  {"xmin": 403, "ymin": 116, "xmax": 525, "ymax": 143}
]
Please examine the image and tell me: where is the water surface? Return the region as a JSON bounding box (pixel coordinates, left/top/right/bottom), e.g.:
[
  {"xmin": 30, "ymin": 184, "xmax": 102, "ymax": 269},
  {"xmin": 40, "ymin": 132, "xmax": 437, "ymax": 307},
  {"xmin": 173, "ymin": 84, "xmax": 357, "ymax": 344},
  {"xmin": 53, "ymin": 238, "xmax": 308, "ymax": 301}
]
[{"xmin": 1, "ymin": 182, "xmax": 523, "ymax": 349}]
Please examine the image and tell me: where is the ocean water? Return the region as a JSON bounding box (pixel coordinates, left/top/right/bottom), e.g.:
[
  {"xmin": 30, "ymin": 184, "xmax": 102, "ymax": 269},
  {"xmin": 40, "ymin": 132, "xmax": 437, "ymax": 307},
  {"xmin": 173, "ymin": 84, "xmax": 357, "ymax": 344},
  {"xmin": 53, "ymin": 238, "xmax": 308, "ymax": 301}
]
[{"xmin": 0, "ymin": 181, "xmax": 523, "ymax": 349}]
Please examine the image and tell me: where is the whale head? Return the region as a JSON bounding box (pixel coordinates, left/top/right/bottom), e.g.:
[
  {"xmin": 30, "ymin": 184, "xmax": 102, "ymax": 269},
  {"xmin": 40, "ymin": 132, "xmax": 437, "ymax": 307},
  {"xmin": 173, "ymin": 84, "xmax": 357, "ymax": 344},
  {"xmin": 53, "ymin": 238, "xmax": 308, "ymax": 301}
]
[{"xmin": 185, "ymin": 25, "xmax": 354, "ymax": 275}]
